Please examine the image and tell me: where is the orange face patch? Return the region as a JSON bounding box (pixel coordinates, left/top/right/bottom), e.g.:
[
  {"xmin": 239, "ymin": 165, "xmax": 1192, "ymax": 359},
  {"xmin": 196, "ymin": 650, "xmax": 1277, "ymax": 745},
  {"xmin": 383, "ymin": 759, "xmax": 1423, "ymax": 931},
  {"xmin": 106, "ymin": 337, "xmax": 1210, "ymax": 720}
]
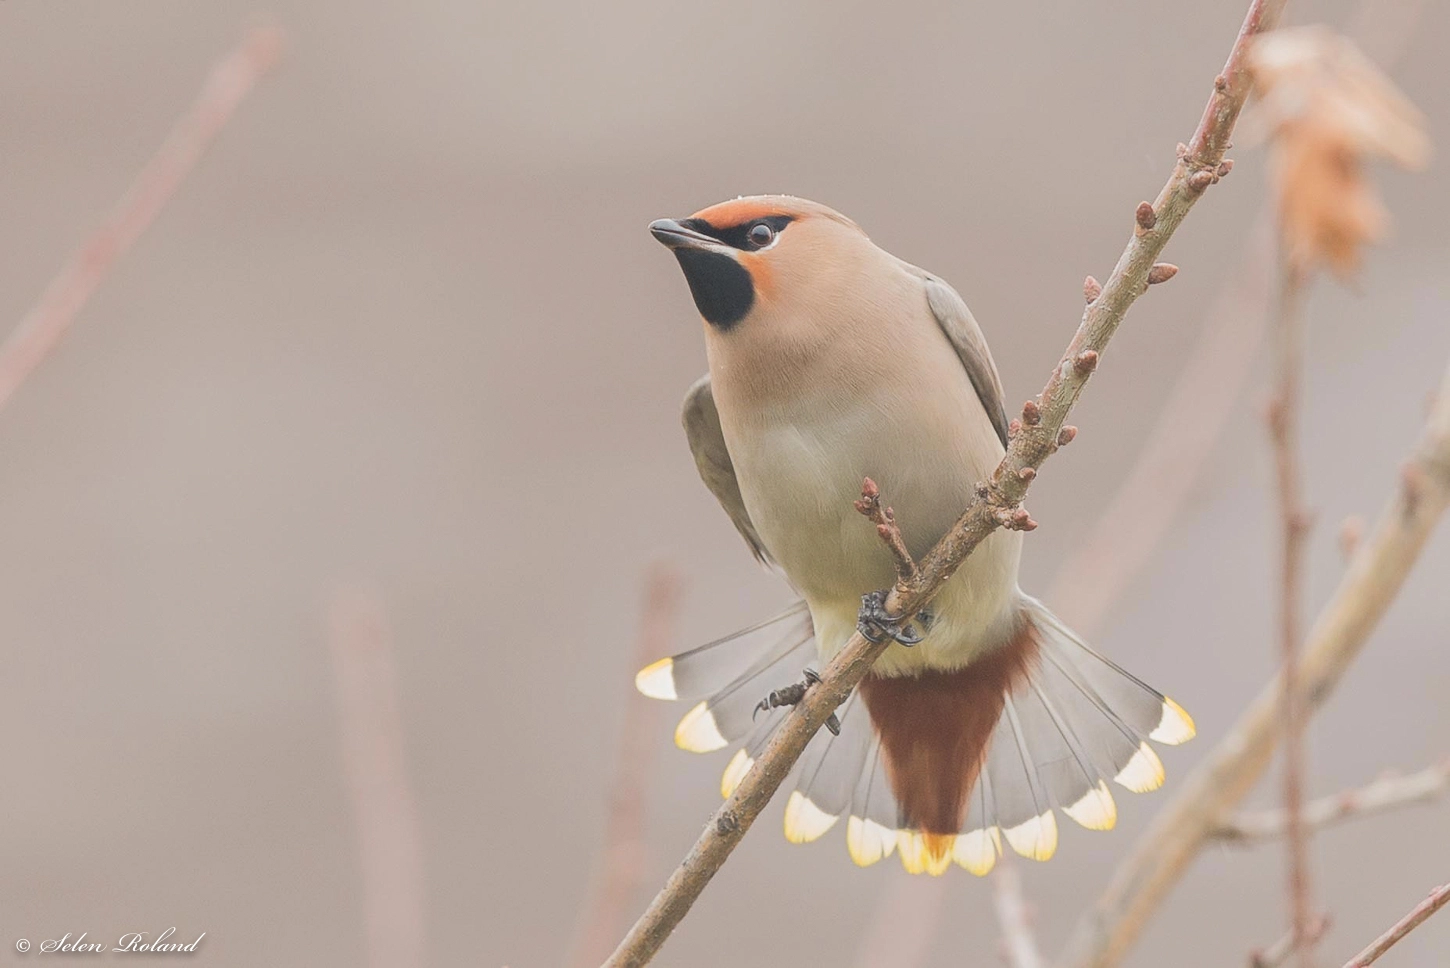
[{"xmin": 737, "ymin": 251, "xmax": 773, "ymax": 301}]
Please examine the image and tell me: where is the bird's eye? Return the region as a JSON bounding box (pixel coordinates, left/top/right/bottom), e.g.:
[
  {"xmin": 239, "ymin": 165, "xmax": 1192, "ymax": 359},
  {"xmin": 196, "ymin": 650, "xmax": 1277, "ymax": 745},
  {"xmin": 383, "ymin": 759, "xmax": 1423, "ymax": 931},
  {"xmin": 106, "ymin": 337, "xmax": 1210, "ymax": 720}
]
[{"xmin": 748, "ymin": 222, "xmax": 775, "ymax": 247}]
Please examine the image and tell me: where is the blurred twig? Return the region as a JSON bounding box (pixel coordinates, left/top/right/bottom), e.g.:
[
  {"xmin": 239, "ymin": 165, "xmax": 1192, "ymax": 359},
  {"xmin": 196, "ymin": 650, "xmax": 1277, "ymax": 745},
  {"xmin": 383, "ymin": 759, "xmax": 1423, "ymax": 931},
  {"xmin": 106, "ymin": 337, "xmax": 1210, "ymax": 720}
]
[
  {"xmin": 0, "ymin": 26, "xmax": 282, "ymax": 414},
  {"xmin": 1212, "ymin": 760, "xmax": 1450, "ymax": 843},
  {"xmin": 1341, "ymin": 882, "xmax": 1450, "ymax": 967},
  {"xmin": 993, "ymin": 856, "xmax": 1047, "ymax": 968},
  {"xmin": 566, "ymin": 565, "xmax": 681, "ymax": 968},
  {"xmin": 1268, "ymin": 258, "xmax": 1315, "ymax": 966},
  {"xmin": 1253, "ymin": 915, "xmax": 1332, "ymax": 968},
  {"xmin": 1059, "ymin": 358, "xmax": 1450, "ymax": 968},
  {"xmin": 604, "ymin": 2, "xmax": 1276, "ymax": 962},
  {"xmin": 328, "ymin": 592, "xmax": 427, "ymax": 968}
]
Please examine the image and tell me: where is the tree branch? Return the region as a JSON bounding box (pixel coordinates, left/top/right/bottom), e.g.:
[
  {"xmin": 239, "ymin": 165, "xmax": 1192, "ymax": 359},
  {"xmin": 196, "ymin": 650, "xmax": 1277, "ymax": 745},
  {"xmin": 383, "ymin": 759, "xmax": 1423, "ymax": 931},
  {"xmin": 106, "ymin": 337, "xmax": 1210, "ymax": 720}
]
[
  {"xmin": 327, "ymin": 591, "xmax": 427, "ymax": 968},
  {"xmin": 567, "ymin": 565, "xmax": 681, "ymax": 968},
  {"xmin": 855, "ymin": 477, "xmax": 918, "ymax": 582},
  {"xmin": 1253, "ymin": 915, "xmax": 1332, "ymax": 968},
  {"xmin": 993, "ymin": 857, "xmax": 1048, "ymax": 968},
  {"xmin": 1059, "ymin": 358, "xmax": 1450, "ymax": 968},
  {"xmin": 602, "ymin": 3, "xmax": 1282, "ymax": 963},
  {"xmin": 1212, "ymin": 760, "xmax": 1450, "ymax": 844},
  {"xmin": 1269, "ymin": 258, "xmax": 1316, "ymax": 965},
  {"xmin": 1341, "ymin": 883, "xmax": 1450, "ymax": 968},
  {"xmin": 0, "ymin": 26, "xmax": 282, "ymax": 415}
]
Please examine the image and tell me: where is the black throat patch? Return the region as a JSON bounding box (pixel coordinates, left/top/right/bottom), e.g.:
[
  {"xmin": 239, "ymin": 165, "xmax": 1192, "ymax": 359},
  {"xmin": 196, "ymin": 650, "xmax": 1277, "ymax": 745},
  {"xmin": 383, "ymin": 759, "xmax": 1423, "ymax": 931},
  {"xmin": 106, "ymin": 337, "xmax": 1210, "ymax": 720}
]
[{"xmin": 672, "ymin": 248, "xmax": 754, "ymax": 330}]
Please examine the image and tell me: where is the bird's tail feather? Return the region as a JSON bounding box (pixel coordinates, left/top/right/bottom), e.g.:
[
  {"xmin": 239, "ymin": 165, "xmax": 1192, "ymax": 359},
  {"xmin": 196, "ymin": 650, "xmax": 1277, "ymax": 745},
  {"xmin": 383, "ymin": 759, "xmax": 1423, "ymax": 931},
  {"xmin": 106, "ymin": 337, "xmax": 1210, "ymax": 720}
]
[
  {"xmin": 635, "ymin": 600, "xmax": 814, "ymax": 753},
  {"xmin": 634, "ymin": 594, "xmax": 1194, "ymax": 876}
]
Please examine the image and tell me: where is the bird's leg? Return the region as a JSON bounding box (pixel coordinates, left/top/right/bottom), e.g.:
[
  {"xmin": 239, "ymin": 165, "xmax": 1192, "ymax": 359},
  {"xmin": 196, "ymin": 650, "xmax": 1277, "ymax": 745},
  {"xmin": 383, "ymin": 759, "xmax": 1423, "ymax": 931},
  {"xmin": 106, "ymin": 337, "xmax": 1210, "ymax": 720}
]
[
  {"xmin": 857, "ymin": 589, "xmax": 929, "ymax": 646},
  {"xmin": 753, "ymin": 668, "xmax": 841, "ymax": 735}
]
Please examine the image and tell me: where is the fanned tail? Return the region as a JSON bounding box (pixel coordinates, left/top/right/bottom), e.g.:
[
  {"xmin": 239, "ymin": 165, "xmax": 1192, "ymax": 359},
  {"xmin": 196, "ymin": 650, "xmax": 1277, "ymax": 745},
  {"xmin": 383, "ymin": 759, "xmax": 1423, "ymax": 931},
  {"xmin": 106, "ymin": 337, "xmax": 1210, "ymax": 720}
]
[
  {"xmin": 635, "ymin": 594, "xmax": 1194, "ymax": 876},
  {"xmin": 846, "ymin": 594, "xmax": 1195, "ymax": 875}
]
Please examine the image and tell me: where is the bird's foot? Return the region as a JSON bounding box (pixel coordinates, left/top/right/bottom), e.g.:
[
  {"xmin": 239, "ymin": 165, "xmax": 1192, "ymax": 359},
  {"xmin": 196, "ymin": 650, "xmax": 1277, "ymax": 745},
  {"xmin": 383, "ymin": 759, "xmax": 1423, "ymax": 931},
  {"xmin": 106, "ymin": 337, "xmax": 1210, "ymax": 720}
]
[
  {"xmin": 753, "ymin": 668, "xmax": 841, "ymax": 735},
  {"xmin": 857, "ymin": 589, "xmax": 929, "ymax": 646}
]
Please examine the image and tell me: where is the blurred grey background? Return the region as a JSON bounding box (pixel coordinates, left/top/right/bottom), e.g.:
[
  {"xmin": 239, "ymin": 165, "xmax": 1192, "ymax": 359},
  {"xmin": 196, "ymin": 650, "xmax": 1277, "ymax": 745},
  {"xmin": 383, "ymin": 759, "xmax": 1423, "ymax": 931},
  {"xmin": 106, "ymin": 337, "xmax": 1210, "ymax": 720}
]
[{"xmin": 0, "ymin": 1, "xmax": 1446, "ymax": 965}]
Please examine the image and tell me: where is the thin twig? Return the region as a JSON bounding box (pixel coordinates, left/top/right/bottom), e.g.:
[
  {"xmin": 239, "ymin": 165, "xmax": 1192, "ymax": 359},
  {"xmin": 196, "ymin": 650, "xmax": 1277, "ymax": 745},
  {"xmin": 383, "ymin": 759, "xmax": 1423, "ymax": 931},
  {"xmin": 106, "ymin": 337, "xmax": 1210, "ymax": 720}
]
[
  {"xmin": 0, "ymin": 26, "xmax": 283, "ymax": 414},
  {"xmin": 1253, "ymin": 915, "xmax": 1332, "ymax": 968},
  {"xmin": 602, "ymin": 3, "xmax": 1277, "ymax": 962},
  {"xmin": 993, "ymin": 856, "xmax": 1048, "ymax": 968},
  {"xmin": 1059, "ymin": 359, "xmax": 1450, "ymax": 968},
  {"xmin": 327, "ymin": 591, "xmax": 427, "ymax": 968},
  {"xmin": 1269, "ymin": 257, "xmax": 1315, "ymax": 965},
  {"xmin": 855, "ymin": 476, "xmax": 918, "ymax": 582},
  {"xmin": 1341, "ymin": 883, "xmax": 1450, "ymax": 968},
  {"xmin": 1212, "ymin": 760, "xmax": 1450, "ymax": 843},
  {"xmin": 566, "ymin": 566, "xmax": 682, "ymax": 968}
]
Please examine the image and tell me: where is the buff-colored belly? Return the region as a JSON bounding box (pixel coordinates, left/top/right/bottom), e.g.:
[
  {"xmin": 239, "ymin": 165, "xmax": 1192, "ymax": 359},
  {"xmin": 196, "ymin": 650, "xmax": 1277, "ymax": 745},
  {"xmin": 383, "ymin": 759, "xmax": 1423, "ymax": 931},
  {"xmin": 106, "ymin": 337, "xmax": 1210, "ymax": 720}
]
[{"xmin": 725, "ymin": 384, "xmax": 1023, "ymax": 677}]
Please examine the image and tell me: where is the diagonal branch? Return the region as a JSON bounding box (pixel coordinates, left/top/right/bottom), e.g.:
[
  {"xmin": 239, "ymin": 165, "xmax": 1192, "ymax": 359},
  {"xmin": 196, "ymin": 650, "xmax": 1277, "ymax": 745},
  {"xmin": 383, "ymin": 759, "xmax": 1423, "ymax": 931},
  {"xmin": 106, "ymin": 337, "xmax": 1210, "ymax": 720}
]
[
  {"xmin": 1059, "ymin": 358, "xmax": 1450, "ymax": 968},
  {"xmin": 0, "ymin": 26, "xmax": 282, "ymax": 415},
  {"xmin": 602, "ymin": 3, "xmax": 1283, "ymax": 964},
  {"xmin": 1212, "ymin": 760, "xmax": 1450, "ymax": 844},
  {"xmin": 566, "ymin": 565, "xmax": 682, "ymax": 968},
  {"xmin": 1341, "ymin": 883, "xmax": 1450, "ymax": 968}
]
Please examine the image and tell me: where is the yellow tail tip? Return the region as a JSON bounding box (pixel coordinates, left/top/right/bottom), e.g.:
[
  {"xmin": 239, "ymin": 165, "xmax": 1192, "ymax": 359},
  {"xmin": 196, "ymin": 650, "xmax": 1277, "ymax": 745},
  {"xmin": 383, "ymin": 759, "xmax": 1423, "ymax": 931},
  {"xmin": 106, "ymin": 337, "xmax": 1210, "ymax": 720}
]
[
  {"xmin": 635, "ymin": 657, "xmax": 676, "ymax": 700},
  {"xmin": 1150, "ymin": 697, "xmax": 1196, "ymax": 744},
  {"xmin": 673, "ymin": 701, "xmax": 727, "ymax": 752}
]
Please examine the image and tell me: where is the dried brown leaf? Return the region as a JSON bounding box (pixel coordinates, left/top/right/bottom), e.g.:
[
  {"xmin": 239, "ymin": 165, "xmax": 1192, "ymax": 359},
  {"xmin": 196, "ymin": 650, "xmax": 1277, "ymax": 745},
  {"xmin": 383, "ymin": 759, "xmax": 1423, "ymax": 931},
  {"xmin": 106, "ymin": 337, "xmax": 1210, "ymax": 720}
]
[{"xmin": 1248, "ymin": 26, "xmax": 1430, "ymax": 276}]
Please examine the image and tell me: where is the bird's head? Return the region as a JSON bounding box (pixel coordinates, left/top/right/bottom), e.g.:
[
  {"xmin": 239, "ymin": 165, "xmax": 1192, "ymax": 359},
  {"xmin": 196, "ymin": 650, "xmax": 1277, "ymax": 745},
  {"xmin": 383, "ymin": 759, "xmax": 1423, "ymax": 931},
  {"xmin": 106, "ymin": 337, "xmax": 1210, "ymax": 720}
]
[{"xmin": 649, "ymin": 195, "xmax": 873, "ymax": 334}]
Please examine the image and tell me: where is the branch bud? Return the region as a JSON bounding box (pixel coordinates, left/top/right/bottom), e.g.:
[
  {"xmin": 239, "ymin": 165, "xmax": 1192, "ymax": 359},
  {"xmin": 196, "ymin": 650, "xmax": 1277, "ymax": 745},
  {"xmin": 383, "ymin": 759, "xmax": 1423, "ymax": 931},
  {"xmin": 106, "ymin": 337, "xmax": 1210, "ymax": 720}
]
[
  {"xmin": 1135, "ymin": 202, "xmax": 1157, "ymax": 232},
  {"xmin": 1083, "ymin": 275, "xmax": 1103, "ymax": 303},
  {"xmin": 1021, "ymin": 400, "xmax": 1041, "ymax": 426},
  {"xmin": 1147, "ymin": 263, "xmax": 1179, "ymax": 285},
  {"xmin": 1057, "ymin": 425, "xmax": 1078, "ymax": 446},
  {"xmin": 1073, "ymin": 350, "xmax": 1099, "ymax": 375},
  {"xmin": 1001, "ymin": 507, "xmax": 1038, "ymax": 531}
]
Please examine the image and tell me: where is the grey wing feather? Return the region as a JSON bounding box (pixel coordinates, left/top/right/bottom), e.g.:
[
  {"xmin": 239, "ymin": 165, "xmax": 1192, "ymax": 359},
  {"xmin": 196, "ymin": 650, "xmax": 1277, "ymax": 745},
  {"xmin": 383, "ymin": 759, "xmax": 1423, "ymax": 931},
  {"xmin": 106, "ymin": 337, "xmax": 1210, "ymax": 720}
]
[
  {"xmin": 682, "ymin": 375, "xmax": 772, "ymax": 563},
  {"xmin": 920, "ymin": 272, "xmax": 1011, "ymax": 449}
]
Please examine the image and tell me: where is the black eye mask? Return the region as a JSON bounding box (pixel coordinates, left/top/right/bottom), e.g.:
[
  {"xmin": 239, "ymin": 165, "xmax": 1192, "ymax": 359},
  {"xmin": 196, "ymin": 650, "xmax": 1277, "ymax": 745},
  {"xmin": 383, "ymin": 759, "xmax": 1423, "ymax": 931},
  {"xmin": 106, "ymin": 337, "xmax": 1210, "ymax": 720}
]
[{"xmin": 679, "ymin": 215, "xmax": 794, "ymax": 252}]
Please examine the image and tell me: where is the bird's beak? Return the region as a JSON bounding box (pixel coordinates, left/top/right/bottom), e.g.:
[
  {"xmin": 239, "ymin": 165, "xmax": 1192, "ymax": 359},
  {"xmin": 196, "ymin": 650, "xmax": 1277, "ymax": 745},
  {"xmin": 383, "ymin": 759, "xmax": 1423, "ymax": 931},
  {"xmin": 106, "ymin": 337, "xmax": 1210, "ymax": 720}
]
[{"xmin": 650, "ymin": 218, "xmax": 721, "ymax": 252}]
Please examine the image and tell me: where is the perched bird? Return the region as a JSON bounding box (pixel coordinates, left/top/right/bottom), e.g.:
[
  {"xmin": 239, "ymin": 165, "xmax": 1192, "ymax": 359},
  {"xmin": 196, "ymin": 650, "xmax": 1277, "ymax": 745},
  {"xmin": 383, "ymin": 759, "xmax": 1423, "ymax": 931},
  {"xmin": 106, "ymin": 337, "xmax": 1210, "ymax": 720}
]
[{"xmin": 640, "ymin": 196, "xmax": 1194, "ymax": 876}]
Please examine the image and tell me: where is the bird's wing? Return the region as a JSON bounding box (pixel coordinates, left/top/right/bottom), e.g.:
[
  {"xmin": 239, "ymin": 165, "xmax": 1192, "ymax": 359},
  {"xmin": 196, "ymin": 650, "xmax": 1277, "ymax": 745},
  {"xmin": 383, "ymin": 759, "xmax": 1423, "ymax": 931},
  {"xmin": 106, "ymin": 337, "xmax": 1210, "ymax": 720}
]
[
  {"xmin": 682, "ymin": 374, "xmax": 772, "ymax": 563},
  {"xmin": 918, "ymin": 271, "xmax": 1011, "ymax": 449}
]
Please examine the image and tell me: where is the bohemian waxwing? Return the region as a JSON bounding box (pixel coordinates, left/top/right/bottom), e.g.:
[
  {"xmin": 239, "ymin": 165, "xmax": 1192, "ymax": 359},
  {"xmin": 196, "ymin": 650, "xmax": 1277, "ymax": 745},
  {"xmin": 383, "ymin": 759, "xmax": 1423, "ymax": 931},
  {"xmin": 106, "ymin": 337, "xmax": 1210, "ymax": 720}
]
[{"xmin": 638, "ymin": 196, "xmax": 1195, "ymax": 875}]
